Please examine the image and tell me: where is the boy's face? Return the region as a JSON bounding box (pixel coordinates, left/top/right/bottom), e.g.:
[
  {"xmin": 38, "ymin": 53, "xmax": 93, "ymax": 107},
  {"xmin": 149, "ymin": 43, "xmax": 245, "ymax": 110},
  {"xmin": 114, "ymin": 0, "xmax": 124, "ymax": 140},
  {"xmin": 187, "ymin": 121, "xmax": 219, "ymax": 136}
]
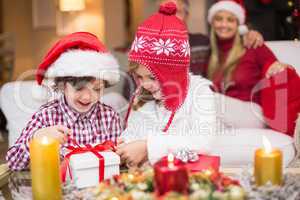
[{"xmin": 64, "ymin": 79, "xmax": 105, "ymax": 113}]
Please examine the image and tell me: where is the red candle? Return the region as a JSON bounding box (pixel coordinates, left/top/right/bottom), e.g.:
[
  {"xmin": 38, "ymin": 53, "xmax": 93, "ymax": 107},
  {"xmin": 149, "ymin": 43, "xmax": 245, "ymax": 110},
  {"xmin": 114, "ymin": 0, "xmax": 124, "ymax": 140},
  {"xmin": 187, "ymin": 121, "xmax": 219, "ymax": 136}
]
[{"xmin": 154, "ymin": 154, "xmax": 189, "ymax": 196}]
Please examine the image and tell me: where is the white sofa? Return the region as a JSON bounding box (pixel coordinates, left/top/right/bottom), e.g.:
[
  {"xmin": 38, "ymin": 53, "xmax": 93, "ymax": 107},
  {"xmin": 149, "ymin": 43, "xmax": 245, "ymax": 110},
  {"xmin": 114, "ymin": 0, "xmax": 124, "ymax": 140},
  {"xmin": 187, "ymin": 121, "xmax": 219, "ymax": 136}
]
[
  {"xmin": 265, "ymin": 41, "xmax": 300, "ymax": 74},
  {"xmin": 0, "ymin": 41, "xmax": 299, "ymax": 166}
]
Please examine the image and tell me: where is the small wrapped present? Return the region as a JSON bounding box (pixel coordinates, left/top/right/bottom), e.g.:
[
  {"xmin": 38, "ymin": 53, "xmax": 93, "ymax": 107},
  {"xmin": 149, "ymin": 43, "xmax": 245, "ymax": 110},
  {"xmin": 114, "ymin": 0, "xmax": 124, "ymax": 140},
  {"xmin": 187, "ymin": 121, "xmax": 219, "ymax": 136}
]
[
  {"xmin": 185, "ymin": 154, "xmax": 220, "ymax": 173},
  {"xmin": 60, "ymin": 141, "xmax": 120, "ymax": 189},
  {"xmin": 174, "ymin": 149, "xmax": 220, "ymax": 173},
  {"xmin": 70, "ymin": 151, "xmax": 120, "ymax": 189}
]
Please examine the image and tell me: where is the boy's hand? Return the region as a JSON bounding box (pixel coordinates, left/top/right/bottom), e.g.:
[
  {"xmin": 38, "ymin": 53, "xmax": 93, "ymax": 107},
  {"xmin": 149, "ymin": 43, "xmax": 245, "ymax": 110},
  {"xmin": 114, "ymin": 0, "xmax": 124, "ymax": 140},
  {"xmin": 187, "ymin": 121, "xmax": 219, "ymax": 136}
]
[
  {"xmin": 117, "ymin": 138, "xmax": 125, "ymax": 146},
  {"xmin": 34, "ymin": 125, "xmax": 71, "ymax": 144},
  {"xmin": 116, "ymin": 140, "xmax": 148, "ymax": 168}
]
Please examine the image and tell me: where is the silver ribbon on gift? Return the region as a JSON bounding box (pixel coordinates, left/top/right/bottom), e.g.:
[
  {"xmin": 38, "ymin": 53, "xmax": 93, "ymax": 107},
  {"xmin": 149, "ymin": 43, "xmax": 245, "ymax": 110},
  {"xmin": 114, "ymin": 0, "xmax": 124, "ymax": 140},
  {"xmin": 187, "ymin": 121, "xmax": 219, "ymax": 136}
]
[{"xmin": 174, "ymin": 148, "xmax": 199, "ymax": 163}]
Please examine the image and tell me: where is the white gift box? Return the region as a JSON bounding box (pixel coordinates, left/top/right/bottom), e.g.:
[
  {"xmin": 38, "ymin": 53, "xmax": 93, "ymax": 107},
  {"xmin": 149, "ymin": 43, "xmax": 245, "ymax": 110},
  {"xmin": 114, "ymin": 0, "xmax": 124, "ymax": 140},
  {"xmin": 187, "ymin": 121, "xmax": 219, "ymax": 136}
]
[{"xmin": 69, "ymin": 151, "xmax": 120, "ymax": 188}]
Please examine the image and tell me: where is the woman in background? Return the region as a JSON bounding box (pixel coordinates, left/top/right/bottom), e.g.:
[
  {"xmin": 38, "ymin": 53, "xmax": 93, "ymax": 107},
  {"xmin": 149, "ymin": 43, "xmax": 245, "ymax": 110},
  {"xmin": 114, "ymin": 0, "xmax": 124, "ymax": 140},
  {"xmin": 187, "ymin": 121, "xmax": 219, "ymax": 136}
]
[{"xmin": 205, "ymin": 0, "xmax": 293, "ymax": 129}]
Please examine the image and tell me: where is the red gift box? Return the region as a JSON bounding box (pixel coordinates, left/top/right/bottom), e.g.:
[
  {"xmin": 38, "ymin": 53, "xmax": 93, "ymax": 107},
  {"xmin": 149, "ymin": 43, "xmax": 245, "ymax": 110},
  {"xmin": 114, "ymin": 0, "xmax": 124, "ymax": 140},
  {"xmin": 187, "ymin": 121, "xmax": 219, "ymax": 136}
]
[{"xmin": 184, "ymin": 154, "xmax": 220, "ymax": 173}]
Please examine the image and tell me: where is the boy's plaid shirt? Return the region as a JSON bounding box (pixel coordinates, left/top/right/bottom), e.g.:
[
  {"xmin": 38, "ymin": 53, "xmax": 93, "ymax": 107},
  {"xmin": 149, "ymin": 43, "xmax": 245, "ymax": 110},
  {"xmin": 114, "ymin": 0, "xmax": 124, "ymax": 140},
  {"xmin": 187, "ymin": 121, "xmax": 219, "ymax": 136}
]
[{"xmin": 6, "ymin": 96, "xmax": 122, "ymax": 170}]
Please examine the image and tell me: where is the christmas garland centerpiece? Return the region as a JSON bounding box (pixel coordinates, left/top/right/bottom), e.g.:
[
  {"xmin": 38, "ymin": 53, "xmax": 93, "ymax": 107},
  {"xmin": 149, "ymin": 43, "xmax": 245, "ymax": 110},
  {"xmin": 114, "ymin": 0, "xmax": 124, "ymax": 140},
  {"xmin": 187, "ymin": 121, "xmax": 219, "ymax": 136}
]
[{"xmin": 91, "ymin": 168, "xmax": 246, "ymax": 200}]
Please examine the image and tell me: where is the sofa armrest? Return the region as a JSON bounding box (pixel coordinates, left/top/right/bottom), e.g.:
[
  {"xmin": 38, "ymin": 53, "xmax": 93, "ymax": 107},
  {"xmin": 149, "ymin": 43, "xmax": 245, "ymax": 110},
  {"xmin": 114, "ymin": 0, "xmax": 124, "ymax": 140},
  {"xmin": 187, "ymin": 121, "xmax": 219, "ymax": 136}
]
[
  {"xmin": 0, "ymin": 164, "xmax": 10, "ymax": 187},
  {"xmin": 289, "ymin": 114, "xmax": 300, "ymax": 167},
  {"xmin": 265, "ymin": 41, "xmax": 300, "ymax": 75},
  {"xmin": 0, "ymin": 163, "xmax": 12, "ymax": 200}
]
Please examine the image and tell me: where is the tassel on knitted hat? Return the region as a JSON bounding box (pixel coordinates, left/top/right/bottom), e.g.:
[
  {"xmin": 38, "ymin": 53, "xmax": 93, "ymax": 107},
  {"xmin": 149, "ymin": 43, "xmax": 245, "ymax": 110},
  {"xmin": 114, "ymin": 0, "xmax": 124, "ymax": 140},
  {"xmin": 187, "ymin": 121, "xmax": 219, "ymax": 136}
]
[{"xmin": 125, "ymin": 2, "xmax": 190, "ymax": 132}]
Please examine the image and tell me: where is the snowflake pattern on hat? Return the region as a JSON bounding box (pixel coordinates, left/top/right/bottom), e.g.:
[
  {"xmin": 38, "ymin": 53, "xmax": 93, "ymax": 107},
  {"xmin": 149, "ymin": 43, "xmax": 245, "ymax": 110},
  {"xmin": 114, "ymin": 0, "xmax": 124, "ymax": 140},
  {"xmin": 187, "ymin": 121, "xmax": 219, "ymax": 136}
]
[
  {"xmin": 152, "ymin": 38, "xmax": 175, "ymax": 56},
  {"xmin": 131, "ymin": 36, "xmax": 190, "ymax": 58},
  {"xmin": 181, "ymin": 40, "xmax": 190, "ymax": 57},
  {"xmin": 131, "ymin": 36, "xmax": 146, "ymax": 53}
]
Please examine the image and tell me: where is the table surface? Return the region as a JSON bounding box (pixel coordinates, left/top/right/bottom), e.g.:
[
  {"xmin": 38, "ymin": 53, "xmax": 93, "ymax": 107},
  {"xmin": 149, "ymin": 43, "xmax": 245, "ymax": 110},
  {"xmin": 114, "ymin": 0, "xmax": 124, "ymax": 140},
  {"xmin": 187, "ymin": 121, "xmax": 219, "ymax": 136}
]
[
  {"xmin": 1, "ymin": 167, "xmax": 300, "ymax": 200},
  {"xmin": 221, "ymin": 167, "xmax": 300, "ymax": 176}
]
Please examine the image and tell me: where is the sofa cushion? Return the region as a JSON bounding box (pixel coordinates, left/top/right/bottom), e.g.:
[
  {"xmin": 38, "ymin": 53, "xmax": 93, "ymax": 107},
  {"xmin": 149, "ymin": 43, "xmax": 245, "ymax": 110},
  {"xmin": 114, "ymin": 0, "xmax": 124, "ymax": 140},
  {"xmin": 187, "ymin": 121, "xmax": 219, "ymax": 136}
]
[
  {"xmin": 260, "ymin": 68, "xmax": 300, "ymax": 136},
  {"xmin": 211, "ymin": 128, "xmax": 295, "ymax": 167},
  {"xmin": 265, "ymin": 41, "xmax": 300, "ymax": 75}
]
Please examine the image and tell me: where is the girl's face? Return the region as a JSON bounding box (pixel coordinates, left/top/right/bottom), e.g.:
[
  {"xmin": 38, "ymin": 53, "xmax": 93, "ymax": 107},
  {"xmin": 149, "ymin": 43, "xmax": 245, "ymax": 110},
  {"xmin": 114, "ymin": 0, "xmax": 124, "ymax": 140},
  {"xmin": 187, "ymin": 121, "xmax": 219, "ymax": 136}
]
[
  {"xmin": 134, "ymin": 64, "xmax": 162, "ymax": 100},
  {"xmin": 212, "ymin": 10, "xmax": 238, "ymax": 40},
  {"xmin": 64, "ymin": 79, "xmax": 105, "ymax": 113}
]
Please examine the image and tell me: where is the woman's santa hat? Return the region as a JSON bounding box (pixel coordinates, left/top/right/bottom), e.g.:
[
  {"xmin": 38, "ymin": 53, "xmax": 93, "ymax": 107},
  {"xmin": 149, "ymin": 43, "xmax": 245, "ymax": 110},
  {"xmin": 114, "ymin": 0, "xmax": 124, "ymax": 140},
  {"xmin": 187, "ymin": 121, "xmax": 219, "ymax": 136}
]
[
  {"xmin": 125, "ymin": 2, "xmax": 190, "ymax": 132},
  {"xmin": 36, "ymin": 32, "xmax": 120, "ymax": 87},
  {"xmin": 207, "ymin": 0, "xmax": 248, "ymax": 34}
]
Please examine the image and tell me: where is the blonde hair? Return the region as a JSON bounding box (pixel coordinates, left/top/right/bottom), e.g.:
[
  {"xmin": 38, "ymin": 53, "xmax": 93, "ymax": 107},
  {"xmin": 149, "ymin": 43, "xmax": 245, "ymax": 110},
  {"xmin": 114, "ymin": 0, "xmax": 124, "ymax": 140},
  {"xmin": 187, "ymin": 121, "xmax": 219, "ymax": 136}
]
[
  {"xmin": 128, "ymin": 61, "xmax": 156, "ymax": 110},
  {"xmin": 207, "ymin": 27, "xmax": 245, "ymax": 83}
]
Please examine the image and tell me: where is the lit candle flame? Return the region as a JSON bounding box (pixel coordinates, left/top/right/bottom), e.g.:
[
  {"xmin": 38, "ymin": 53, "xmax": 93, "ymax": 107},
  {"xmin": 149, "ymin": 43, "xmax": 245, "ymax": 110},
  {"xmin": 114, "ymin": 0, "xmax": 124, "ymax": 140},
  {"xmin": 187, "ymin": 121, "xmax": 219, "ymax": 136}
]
[
  {"xmin": 263, "ymin": 136, "xmax": 272, "ymax": 154},
  {"xmin": 128, "ymin": 174, "xmax": 134, "ymax": 180},
  {"xmin": 168, "ymin": 153, "xmax": 174, "ymax": 162},
  {"xmin": 203, "ymin": 169, "xmax": 212, "ymax": 177},
  {"xmin": 41, "ymin": 136, "xmax": 50, "ymax": 145},
  {"xmin": 167, "ymin": 153, "xmax": 175, "ymax": 168}
]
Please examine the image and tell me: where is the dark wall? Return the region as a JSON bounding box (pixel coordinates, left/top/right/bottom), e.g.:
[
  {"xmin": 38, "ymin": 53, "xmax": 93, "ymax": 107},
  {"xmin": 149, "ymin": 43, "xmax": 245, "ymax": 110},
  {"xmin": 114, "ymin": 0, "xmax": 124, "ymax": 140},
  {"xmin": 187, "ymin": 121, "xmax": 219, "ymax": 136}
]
[
  {"xmin": 245, "ymin": 0, "xmax": 295, "ymax": 40},
  {"xmin": 206, "ymin": 0, "xmax": 296, "ymax": 40}
]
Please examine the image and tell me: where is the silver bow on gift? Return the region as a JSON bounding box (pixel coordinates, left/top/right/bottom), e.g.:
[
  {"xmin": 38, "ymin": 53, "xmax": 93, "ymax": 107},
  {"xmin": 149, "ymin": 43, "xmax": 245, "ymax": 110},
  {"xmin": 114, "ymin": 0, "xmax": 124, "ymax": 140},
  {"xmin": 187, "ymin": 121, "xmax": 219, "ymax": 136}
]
[{"xmin": 174, "ymin": 149, "xmax": 199, "ymax": 163}]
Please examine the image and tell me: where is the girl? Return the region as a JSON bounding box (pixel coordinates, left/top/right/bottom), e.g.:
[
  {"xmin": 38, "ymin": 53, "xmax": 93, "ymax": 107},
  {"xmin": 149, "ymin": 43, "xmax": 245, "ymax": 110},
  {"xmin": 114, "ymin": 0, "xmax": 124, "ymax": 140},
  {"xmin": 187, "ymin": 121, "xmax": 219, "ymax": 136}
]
[
  {"xmin": 6, "ymin": 32, "xmax": 122, "ymax": 170},
  {"xmin": 117, "ymin": 2, "xmax": 217, "ymax": 167}
]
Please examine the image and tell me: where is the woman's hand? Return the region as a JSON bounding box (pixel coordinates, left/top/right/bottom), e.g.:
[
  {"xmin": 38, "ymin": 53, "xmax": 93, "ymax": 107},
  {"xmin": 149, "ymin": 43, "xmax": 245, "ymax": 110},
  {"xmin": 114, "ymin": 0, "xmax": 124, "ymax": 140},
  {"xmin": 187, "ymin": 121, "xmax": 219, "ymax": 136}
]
[
  {"xmin": 266, "ymin": 61, "xmax": 292, "ymax": 78},
  {"xmin": 34, "ymin": 125, "xmax": 71, "ymax": 144},
  {"xmin": 116, "ymin": 140, "xmax": 148, "ymax": 168},
  {"xmin": 243, "ymin": 30, "xmax": 264, "ymax": 49}
]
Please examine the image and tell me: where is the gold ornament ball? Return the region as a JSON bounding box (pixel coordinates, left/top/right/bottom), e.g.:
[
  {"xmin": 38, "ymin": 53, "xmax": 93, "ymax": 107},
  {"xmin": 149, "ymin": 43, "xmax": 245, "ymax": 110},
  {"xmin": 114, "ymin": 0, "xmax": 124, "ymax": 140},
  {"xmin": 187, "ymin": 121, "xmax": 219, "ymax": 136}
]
[
  {"xmin": 190, "ymin": 189, "xmax": 210, "ymax": 200},
  {"xmin": 229, "ymin": 186, "xmax": 246, "ymax": 200},
  {"xmin": 212, "ymin": 191, "xmax": 229, "ymax": 200}
]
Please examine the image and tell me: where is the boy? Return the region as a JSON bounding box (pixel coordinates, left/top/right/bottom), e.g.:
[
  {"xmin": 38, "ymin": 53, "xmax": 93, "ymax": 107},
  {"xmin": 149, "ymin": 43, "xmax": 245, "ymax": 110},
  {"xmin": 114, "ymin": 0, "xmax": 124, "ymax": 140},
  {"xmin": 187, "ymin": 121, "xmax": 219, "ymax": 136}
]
[{"xmin": 6, "ymin": 32, "xmax": 122, "ymax": 170}]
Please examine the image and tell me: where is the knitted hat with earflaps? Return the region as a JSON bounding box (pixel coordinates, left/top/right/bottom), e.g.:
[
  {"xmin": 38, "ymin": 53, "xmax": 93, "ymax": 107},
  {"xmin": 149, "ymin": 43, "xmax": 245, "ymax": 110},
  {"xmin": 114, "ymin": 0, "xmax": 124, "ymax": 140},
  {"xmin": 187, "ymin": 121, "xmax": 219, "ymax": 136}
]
[{"xmin": 125, "ymin": 2, "xmax": 190, "ymax": 132}]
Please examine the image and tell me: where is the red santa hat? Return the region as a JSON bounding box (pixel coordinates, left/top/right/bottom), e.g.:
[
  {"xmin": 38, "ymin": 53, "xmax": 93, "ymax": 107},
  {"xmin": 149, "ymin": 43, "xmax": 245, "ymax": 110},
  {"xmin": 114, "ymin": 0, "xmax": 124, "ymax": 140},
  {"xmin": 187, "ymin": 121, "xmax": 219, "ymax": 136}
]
[
  {"xmin": 208, "ymin": 0, "xmax": 248, "ymax": 34},
  {"xmin": 36, "ymin": 32, "xmax": 120, "ymax": 87},
  {"xmin": 125, "ymin": 2, "xmax": 190, "ymax": 132}
]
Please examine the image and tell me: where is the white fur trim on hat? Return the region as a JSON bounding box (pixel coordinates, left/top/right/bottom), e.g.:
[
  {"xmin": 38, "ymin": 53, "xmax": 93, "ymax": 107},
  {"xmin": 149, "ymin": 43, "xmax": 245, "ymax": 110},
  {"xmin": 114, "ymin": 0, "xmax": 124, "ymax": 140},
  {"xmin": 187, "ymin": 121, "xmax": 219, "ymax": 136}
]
[
  {"xmin": 208, "ymin": 1, "xmax": 245, "ymax": 25},
  {"xmin": 45, "ymin": 50, "xmax": 120, "ymax": 85}
]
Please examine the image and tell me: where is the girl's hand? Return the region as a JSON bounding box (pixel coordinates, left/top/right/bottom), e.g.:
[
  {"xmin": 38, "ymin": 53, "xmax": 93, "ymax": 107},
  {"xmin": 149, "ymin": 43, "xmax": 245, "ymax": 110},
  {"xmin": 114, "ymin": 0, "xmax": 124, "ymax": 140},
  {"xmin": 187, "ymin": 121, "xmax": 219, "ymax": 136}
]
[
  {"xmin": 266, "ymin": 61, "xmax": 292, "ymax": 78},
  {"xmin": 116, "ymin": 140, "xmax": 148, "ymax": 168},
  {"xmin": 34, "ymin": 125, "xmax": 71, "ymax": 144}
]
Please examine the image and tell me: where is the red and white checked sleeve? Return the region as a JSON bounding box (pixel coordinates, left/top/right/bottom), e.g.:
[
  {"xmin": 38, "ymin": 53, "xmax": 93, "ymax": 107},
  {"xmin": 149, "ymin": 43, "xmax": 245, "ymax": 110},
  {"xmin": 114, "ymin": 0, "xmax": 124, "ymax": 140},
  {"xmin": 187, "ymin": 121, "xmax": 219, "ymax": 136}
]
[
  {"xmin": 6, "ymin": 111, "xmax": 46, "ymax": 171},
  {"xmin": 109, "ymin": 111, "xmax": 122, "ymax": 142}
]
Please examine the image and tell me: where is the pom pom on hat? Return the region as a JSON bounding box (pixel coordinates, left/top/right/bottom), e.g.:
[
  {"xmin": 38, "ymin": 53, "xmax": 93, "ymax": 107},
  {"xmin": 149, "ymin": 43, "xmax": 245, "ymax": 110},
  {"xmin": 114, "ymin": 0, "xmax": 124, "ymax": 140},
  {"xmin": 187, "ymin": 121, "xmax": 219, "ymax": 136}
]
[
  {"xmin": 31, "ymin": 81, "xmax": 51, "ymax": 102},
  {"xmin": 159, "ymin": 2, "xmax": 177, "ymax": 15},
  {"xmin": 238, "ymin": 24, "xmax": 249, "ymax": 35}
]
